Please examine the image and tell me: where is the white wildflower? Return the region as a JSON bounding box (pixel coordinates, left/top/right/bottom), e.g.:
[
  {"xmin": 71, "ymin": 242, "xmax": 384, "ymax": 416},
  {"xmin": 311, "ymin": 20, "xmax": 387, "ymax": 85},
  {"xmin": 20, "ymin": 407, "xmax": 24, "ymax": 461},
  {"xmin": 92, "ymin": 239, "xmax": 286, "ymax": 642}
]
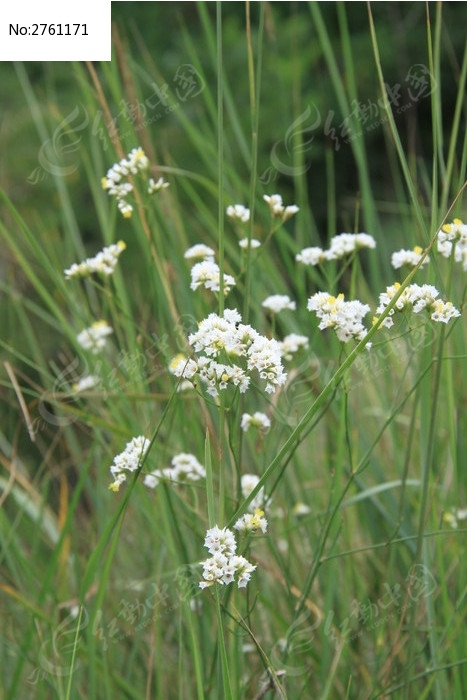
[
  {"xmin": 325, "ymin": 232, "xmax": 376, "ymax": 260},
  {"xmin": 296, "ymin": 246, "xmax": 326, "ymax": 266},
  {"xmin": 148, "ymin": 176, "xmax": 170, "ymax": 194},
  {"xmin": 234, "ymin": 508, "xmax": 268, "ymax": 534},
  {"xmin": 144, "ymin": 452, "xmax": 205, "ymax": 489},
  {"xmin": 279, "ymin": 334, "xmax": 309, "ymax": 361},
  {"xmin": 391, "ymin": 246, "xmax": 429, "ymax": 269},
  {"xmin": 292, "ymin": 502, "xmax": 311, "ymax": 516},
  {"xmin": 169, "ymin": 354, "xmax": 198, "ymax": 380},
  {"xmin": 199, "ymin": 526, "xmax": 257, "ymax": 590},
  {"xmin": 188, "ymin": 310, "xmax": 286, "ymax": 396},
  {"xmin": 374, "ymin": 282, "xmax": 460, "ymax": 328},
  {"xmin": 109, "ymin": 435, "xmax": 150, "ymax": 491},
  {"xmin": 227, "ymin": 204, "xmax": 250, "ymax": 223},
  {"xmin": 264, "ymin": 194, "xmax": 299, "ymax": 221},
  {"xmin": 65, "ymin": 241, "xmax": 126, "ymax": 279},
  {"xmin": 72, "ymin": 375, "xmax": 100, "ymax": 393},
  {"xmin": 190, "ymin": 260, "xmax": 236, "ymax": 295},
  {"xmin": 241, "ymin": 412, "xmax": 271, "ymax": 433},
  {"xmin": 307, "ymin": 292, "xmax": 370, "ymax": 342},
  {"xmin": 241, "ymin": 474, "xmax": 267, "ymax": 512},
  {"xmin": 77, "ymin": 321, "xmax": 113, "ymax": 354},
  {"xmin": 184, "ymin": 244, "xmax": 215, "ymax": 261},
  {"xmin": 102, "ymin": 147, "xmax": 149, "ymax": 218},
  {"xmin": 239, "ymin": 238, "xmax": 261, "ymax": 249},
  {"xmin": 204, "ymin": 525, "xmax": 237, "ymax": 557},
  {"xmin": 437, "ymin": 219, "xmax": 467, "ymax": 270},
  {"xmin": 262, "ymin": 294, "xmax": 296, "ymax": 314}
]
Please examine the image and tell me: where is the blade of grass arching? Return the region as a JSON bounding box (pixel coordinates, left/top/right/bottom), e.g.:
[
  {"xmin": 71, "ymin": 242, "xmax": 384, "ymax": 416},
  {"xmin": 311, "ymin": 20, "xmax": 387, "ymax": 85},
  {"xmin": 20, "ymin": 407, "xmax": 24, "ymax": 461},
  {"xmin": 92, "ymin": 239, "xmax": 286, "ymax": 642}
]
[{"xmin": 366, "ymin": 3, "xmax": 428, "ymax": 240}]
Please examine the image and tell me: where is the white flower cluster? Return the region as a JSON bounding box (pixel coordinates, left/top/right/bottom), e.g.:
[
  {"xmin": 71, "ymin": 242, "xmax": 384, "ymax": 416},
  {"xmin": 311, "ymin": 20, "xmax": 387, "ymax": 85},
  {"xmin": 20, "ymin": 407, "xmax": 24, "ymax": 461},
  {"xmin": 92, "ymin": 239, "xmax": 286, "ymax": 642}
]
[
  {"xmin": 297, "ymin": 233, "xmax": 376, "ymax": 266},
  {"xmin": 264, "ymin": 194, "xmax": 299, "ymax": 221},
  {"xmin": 279, "ymin": 333, "xmax": 309, "ymax": 361},
  {"xmin": 102, "ymin": 147, "xmax": 168, "ymax": 218},
  {"xmin": 437, "ymin": 219, "xmax": 467, "ymax": 270},
  {"xmin": 307, "ymin": 292, "xmax": 370, "ymax": 342},
  {"xmin": 234, "ymin": 508, "xmax": 268, "ymax": 535},
  {"xmin": 443, "ymin": 507, "xmax": 467, "ymax": 529},
  {"xmin": 232, "ymin": 473, "xmax": 270, "ymax": 534},
  {"xmin": 241, "ymin": 473, "xmax": 268, "ymax": 512},
  {"xmin": 391, "ymin": 246, "xmax": 429, "ymax": 269},
  {"xmin": 296, "ymin": 246, "xmax": 327, "ymax": 266},
  {"xmin": 144, "ymin": 453, "xmax": 206, "ymax": 489},
  {"xmin": 109, "ymin": 435, "xmax": 150, "ymax": 491},
  {"xmin": 199, "ymin": 525, "xmax": 257, "ymax": 589},
  {"xmin": 190, "ymin": 260, "xmax": 236, "ymax": 295},
  {"xmin": 64, "ymin": 241, "xmax": 126, "ymax": 279},
  {"xmin": 184, "ymin": 244, "xmax": 236, "ymax": 295},
  {"xmin": 184, "ymin": 244, "xmax": 215, "ymax": 262},
  {"xmin": 262, "ymin": 294, "xmax": 296, "ymax": 314},
  {"xmin": 72, "ymin": 375, "xmax": 100, "ymax": 393},
  {"xmin": 239, "ymin": 238, "xmax": 261, "ymax": 249},
  {"xmin": 241, "ymin": 412, "xmax": 271, "ymax": 433},
  {"xmin": 148, "ymin": 177, "xmax": 170, "ymax": 195},
  {"xmin": 187, "ymin": 309, "xmax": 287, "ymax": 396},
  {"xmin": 375, "ymin": 283, "xmax": 461, "ymax": 328},
  {"xmin": 77, "ymin": 321, "xmax": 113, "ymax": 354},
  {"xmin": 227, "ymin": 204, "xmax": 250, "ymax": 222}
]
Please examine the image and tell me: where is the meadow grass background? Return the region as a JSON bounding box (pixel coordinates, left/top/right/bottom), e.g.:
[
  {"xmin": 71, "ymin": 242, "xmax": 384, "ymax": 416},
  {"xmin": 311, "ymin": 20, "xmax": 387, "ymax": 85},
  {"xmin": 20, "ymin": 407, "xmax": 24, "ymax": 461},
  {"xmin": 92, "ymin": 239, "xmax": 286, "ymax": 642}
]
[{"xmin": 0, "ymin": 3, "xmax": 466, "ymax": 698}]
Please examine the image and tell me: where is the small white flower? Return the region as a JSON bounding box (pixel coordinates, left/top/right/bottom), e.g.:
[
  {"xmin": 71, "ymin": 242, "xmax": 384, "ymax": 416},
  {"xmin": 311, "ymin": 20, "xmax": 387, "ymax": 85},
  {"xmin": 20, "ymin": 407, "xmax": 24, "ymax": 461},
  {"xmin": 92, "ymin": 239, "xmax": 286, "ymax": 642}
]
[
  {"xmin": 188, "ymin": 310, "xmax": 286, "ymax": 396},
  {"xmin": 72, "ymin": 375, "xmax": 100, "ymax": 393},
  {"xmin": 148, "ymin": 176, "xmax": 170, "ymax": 194},
  {"xmin": 241, "ymin": 474, "xmax": 267, "ymax": 512},
  {"xmin": 204, "ymin": 525, "xmax": 237, "ymax": 557},
  {"xmin": 262, "ymin": 295, "xmax": 296, "ymax": 314},
  {"xmin": 109, "ymin": 435, "xmax": 150, "ymax": 491},
  {"xmin": 264, "ymin": 194, "xmax": 299, "ymax": 221},
  {"xmin": 307, "ymin": 292, "xmax": 370, "ymax": 343},
  {"xmin": 190, "ymin": 260, "xmax": 236, "ymax": 295},
  {"xmin": 292, "ymin": 502, "xmax": 311, "ymax": 516},
  {"xmin": 391, "ymin": 246, "xmax": 429, "ymax": 269},
  {"xmin": 65, "ymin": 241, "xmax": 126, "ymax": 279},
  {"xmin": 325, "ymin": 233, "xmax": 376, "ymax": 260},
  {"xmin": 241, "ymin": 412, "xmax": 271, "ymax": 433},
  {"xmin": 169, "ymin": 354, "xmax": 198, "ymax": 379},
  {"xmin": 234, "ymin": 508, "xmax": 268, "ymax": 534},
  {"xmin": 227, "ymin": 204, "xmax": 250, "ymax": 222},
  {"xmin": 184, "ymin": 244, "xmax": 216, "ymax": 261},
  {"xmin": 279, "ymin": 334, "xmax": 309, "ymax": 360},
  {"xmin": 102, "ymin": 147, "xmax": 150, "ymax": 217},
  {"xmin": 374, "ymin": 282, "xmax": 460, "ymax": 327},
  {"xmin": 437, "ymin": 219, "xmax": 467, "ymax": 270},
  {"xmin": 239, "ymin": 238, "xmax": 261, "ymax": 249},
  {"xmin": 77, "ymin": 321, "xmax": 113, "ymax": 354},
  {"xmin": 296, "ymin": 246, "xmax": 326, "ymax": 266}
]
